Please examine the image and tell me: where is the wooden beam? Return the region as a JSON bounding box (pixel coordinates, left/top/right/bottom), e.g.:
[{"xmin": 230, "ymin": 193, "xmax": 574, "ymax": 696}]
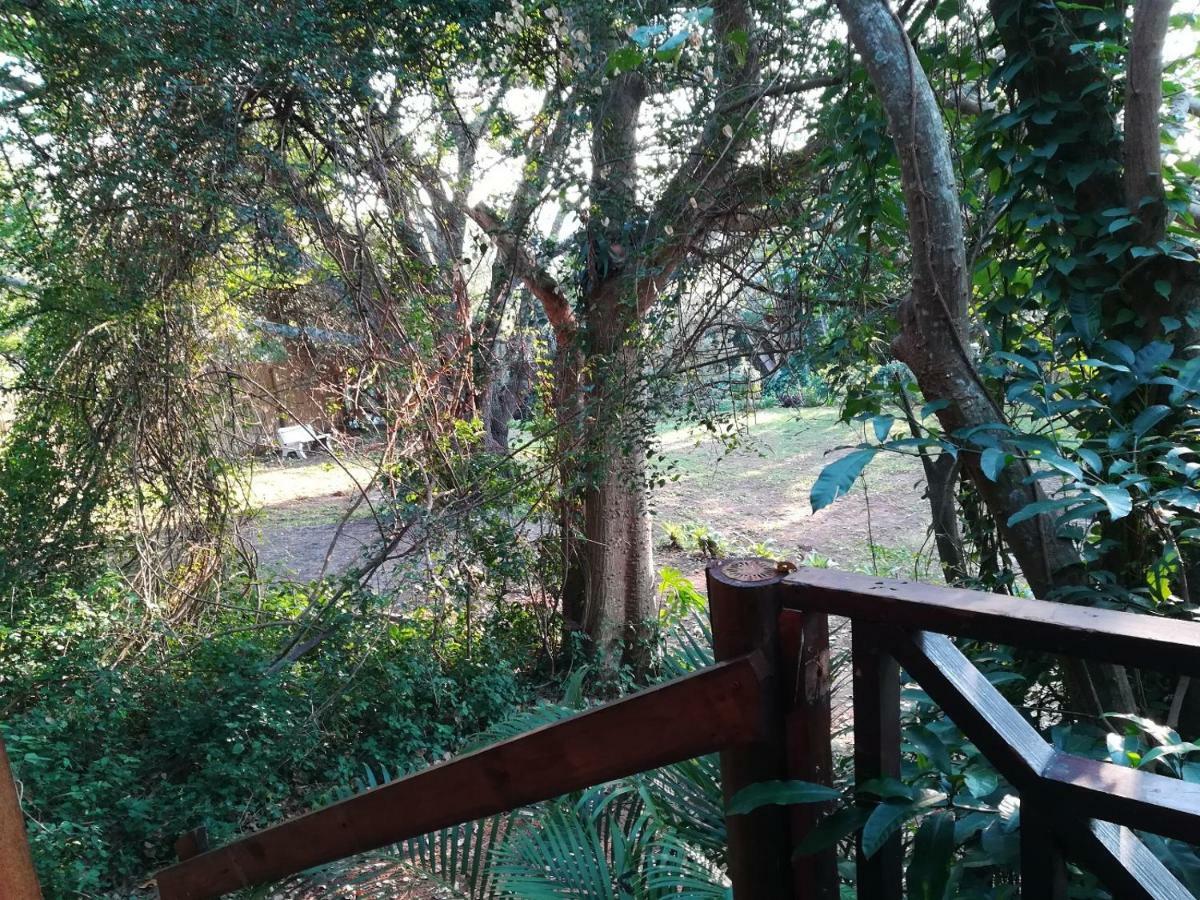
[
  {"xmin": 887, "ymin": 629, "xmax": 1052, "ymax": 790},
  {"xmin": 1056, "ymin": 819, "xmax": 1194, "ymax": 900},
  {"xmin": 890, "ymin": 629, "xmax": 1200, "ymax": 890},
  {"xmin": 783, "ymin": 568, "xmax": 1200, "ymax": 677},
  {"xmin": 1019, "ymin": 796, "xmax": 1068, "ymax": 899},
  {"xmin": 851, "ymin": 621, "xmax": 903, "ymax": 899},
  {"xmin": 0, "ymin": 735, "xmax": 43, "ymax": 900},
  {"xmin": 779, "ymin": 608, "xmax": 839, "ymax": 898},
  {"xmin": 1041, "ymin": 752, "xmax": 1200, "ymax": 846},
  {"xmin": 708, "ymin": 558, "xmax": 796, "ymax": 900},
  {"xmin": 156, "ymin": 652, "xmax": 767, "ymax": 899}
]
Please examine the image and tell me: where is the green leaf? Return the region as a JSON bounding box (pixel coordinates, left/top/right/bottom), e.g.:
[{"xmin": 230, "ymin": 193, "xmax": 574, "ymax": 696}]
[
  {"xmin": 793, "ymin": 806, "xmax": 871, "ymax": 856},
  {"xmin": 1068, "ymin": 293, "xmax": 1100, "ymax": 344},
  {"xmin": 980, "ymin": 447, "xmax": 1007, "ymax": 481},
  {"xmin": 606, "ymin": 46, "xmax": 643, "ymax": 75},
  {"xmin": 1132, "ymin": 404, "xmax": 1171, "ymax": 436},
  {"xmin": 810, "ymin": 448, "xmax": 877, "ymax": 512},
  {"xmin": 1155, "ymin": 279, "xmax": 1172, "ymax": 299},
  {"xmin": 1170, "ymin": 356, "xmax": 1200, "ymax": 404},
  {"xmin": 1033, "ymin": 450, "xmax": 1083, "ymax": 480},
  {"xmin": 861, "ymin": 798, "xmax": 914, "ymax": 859},
  {"xmin": 727, "ymin": 29, "xmax": 748, "ymax": 66},
  {"xmin": 857, "ymin": 777, "xmax": 914, "ymax": 800},
  {"xmin": 1088, "ymin": 484, "xmax": 1133, "ymax": 520},
  {"xmin": 871, "ymin": 415, "xmax": 894, "ymax": 443},
  {"xmin": 906, "ymin": 812, "xmax": 955, "ymax": 900},
  {"xmin": 1007, "ymin": 496, "xmax": 1076, "ymax": 526},
  {"xmin": 628, "ymin": 24, "xmax": 666, "ymax": 47},
  {"xmin": 963, "ymin": 763, "xmax": 999, "ymax": 798},
  {"xmin": 656, "ymin": 30, "xmax": 689, "ymax": 60},
  {"xmin": 1139, "ymin": 742, "xmax": 1200, "ymax": 769},
  {"xmin": 921, "ymin": 399, "xmax": 950, "ymax": 419},
  {"xmin": 861, "ymin": 790, "xmax": 945, "ymax": 859},
  {"xmin": 904, "ymin": 725, "xmax": 953, "ymax": 774},
  {"xmin": 1077, "ymin": 447, "xmax": 1103, "ymax": 473},
  {"xmin": 727, "ymin": 779, "xmax": 840, "ymax": 815}
]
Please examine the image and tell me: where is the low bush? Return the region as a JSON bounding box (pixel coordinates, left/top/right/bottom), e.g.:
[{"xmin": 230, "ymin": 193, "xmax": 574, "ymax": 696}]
[{"xmin": 1, "ymin": 575, "xmax": 535, "ymax": 896}]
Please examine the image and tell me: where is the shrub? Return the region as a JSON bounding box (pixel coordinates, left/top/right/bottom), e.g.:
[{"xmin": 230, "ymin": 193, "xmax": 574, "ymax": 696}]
[{"xmin": 1, "ymin": 576, "xmax": 534, "ymax": 896}]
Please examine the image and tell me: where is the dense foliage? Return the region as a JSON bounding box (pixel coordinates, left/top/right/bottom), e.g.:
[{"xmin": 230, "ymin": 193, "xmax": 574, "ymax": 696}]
[
  {"xmin": 1, "ymin": 574, "xmax": 535, "ymax": 894},
  {"xmin": 4, "ymin": 0, "xmax": 1200, "ymax": 895}
]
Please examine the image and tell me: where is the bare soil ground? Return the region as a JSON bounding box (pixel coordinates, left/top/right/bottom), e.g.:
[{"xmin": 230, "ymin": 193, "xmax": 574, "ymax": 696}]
[
  {"xmin": 248, "ymin": 406, "xmax": 936, "ymax": 587},
  {"xmin": 271, "ymin": 858, "xmax": 454, "ymax": 899}
]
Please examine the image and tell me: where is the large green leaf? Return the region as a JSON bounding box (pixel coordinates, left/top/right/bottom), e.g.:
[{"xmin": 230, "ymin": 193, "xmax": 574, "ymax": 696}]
[
  {"xmin": 980, "ymin": 447, "xmax": 1007, "ymax": 481},
  {"xmin": 810, "ymin": 448, "xmax": 877, "ymax": 512},
  {"xmin": 793, "ymin": 806, "xmax": 872, "ymax": 856},
  {"xmin": 726, "ymin": 779, "xmax": 840, "ymax": 815},
  {"xmin": 861, "ymin": 790, "xmax": 946, "ymax": 859},
  {"xmin": 1087, "ymin": 483, "xmax": 1133, "ymax": 520},
  {"xmin": 906, "ymin": 812, "xmax": 955, "ymax": 900}
]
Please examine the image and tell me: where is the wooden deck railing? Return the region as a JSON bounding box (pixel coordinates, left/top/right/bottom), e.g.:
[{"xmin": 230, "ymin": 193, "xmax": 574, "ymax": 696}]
[{"xmin": 133, "ymin": 562, "xmax": 1200, "ymax": 897}]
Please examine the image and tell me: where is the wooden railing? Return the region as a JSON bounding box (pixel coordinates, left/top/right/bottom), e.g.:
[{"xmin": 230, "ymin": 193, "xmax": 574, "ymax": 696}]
[{"xmin": 145, "ymin": 561, "xmax": 1200, "ymax": 899}]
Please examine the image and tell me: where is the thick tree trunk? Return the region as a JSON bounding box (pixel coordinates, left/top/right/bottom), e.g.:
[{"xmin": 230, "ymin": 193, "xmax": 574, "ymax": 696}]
[
  {"xmin": 837, "ymin": 0, "xmax": 1136, "ymax": 715},
  {"xmin": 582, "ymin": 438, "xmax": 655, "ymax": 672}
]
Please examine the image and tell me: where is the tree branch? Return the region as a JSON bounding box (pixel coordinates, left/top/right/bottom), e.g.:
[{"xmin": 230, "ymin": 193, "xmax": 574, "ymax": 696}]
[{"xmin": 467, "ymin": 204, "xmax": 576, "ymax": 342}]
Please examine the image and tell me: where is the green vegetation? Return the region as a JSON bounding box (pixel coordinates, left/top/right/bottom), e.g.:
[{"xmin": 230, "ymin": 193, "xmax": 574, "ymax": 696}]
[
  {"xmin": 2, "ymin": 0, "xmax": 1200, "ymax": 894},
  {"xmin": 1, "ymin": 575, "xmax": 537, "ymax": 895}
]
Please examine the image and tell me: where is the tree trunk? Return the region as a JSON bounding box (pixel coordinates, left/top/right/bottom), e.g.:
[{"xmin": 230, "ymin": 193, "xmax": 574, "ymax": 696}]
[
  {"xmin": 837, "ymin": 0, "xmax": 1136, "ymax": 715},
  {"xmin": 582, "ymin": 437, "xmax": 656, "ymax": 673}
]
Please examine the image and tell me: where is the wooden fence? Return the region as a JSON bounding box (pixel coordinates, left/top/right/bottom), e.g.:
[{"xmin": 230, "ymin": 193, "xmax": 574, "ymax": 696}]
[{"xmin": 8, "ymin": 560, "xmax": 1200, "ymax": 897}]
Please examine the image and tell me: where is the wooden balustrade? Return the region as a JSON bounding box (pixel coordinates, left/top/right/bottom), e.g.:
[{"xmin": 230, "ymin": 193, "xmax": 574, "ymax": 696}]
[
  {"xmin": 782, "ymin": 569, "xmax": 1200, "ymax": 900},
  {"xmin": 5, "ymin": 561, "xmax": 1183, "ymax": 898},
  {"xmin": 148, "ymin": 564, "xmax": 1200, "ymax": 898},
  {"xmin": 154, "ymin": 649, "xmax": 769, "ymax": 899}
]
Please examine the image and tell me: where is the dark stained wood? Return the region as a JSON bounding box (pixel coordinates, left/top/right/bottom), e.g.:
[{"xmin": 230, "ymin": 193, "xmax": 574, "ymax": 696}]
[
  {"xmin": 1041, "ymin": 751, "xmax": 1200, "ymax": 845},
  {"xmin": 1056, "ymin": 819, "xmax": 1194, "ymax": 900},
  {"xmin": 887, "ymin": 629, "xmax": 1052, "ymax": 791},
  {"xmin": 779, "ymin": 608, "xmax": 839, "ymax": 898},
  {"xmin": 889, "ymin": 629, "xmax": 1200, "ymax": 891},
  {"xmin": 0, "ymin": 735, "xmax": 43, "ymax": 900},
  {"xmin": 851, "ymin": 621, "xmax": 903, "ymax": 900},
  {"xmin": 155, "ymin": 652, "xmax": 767, "ymax": 899},
  {"xmin": 783, "ymin": 568, "xmax": 1200, "ymax": 677},
  {"xmin": 174, "ymin": 827, "xmax": 209, "ymax": 861},
  {"xmin": 707, "ymin": 558, "xmax": 795, "ymax": 900},
  {"xmin": 1019, "ymin": 797, "xmax": 1067, "ymax": 900}
]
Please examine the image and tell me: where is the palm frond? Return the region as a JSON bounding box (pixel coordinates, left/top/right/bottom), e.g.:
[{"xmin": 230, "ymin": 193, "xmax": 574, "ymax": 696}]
[{"xmin": 490, "ymin": 802, "xmax": 622, "ymax": 899}]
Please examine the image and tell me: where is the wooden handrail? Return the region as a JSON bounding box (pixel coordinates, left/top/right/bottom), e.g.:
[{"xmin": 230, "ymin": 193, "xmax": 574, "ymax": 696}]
[
  {"xmin": 155, "ymin": 651, "xmax": 768, "ymax": 899},
  {"xmin": 1, "ymin": 735, "xmax": 43, "ymax": 900},
  {"xmin": 150, "ymin": 563, "xmax": 1200, "ymax": 900},
  {"xmin": 783, "ymin": 568, "xmax": 1200, "ymax": 676}
]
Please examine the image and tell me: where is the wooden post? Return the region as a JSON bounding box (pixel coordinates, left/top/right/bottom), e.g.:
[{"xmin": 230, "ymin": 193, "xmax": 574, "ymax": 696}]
[
  {"xmin": 0, "ymin": 735, "xmax": 44, "ymax": 900},
  {"xmin": 1020, "ymin": 798, "xmax": 1067, "ymax": 899},
  {"xmin": 707, "ymin": 558, "xmax": 794, "ymax": 899},
  {"xmin": 851, "ymin": 620, "xmax": 903, "ymax": 899},
  {"xmin": 779, "ymin": 606, "xmax": 839, "ymax": 898}
]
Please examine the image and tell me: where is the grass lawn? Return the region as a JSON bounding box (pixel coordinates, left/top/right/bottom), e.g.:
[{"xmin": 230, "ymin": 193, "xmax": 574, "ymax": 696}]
[{"xmin": 653, "ymin": 405, "xmax": 936, "ymax": 578}]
